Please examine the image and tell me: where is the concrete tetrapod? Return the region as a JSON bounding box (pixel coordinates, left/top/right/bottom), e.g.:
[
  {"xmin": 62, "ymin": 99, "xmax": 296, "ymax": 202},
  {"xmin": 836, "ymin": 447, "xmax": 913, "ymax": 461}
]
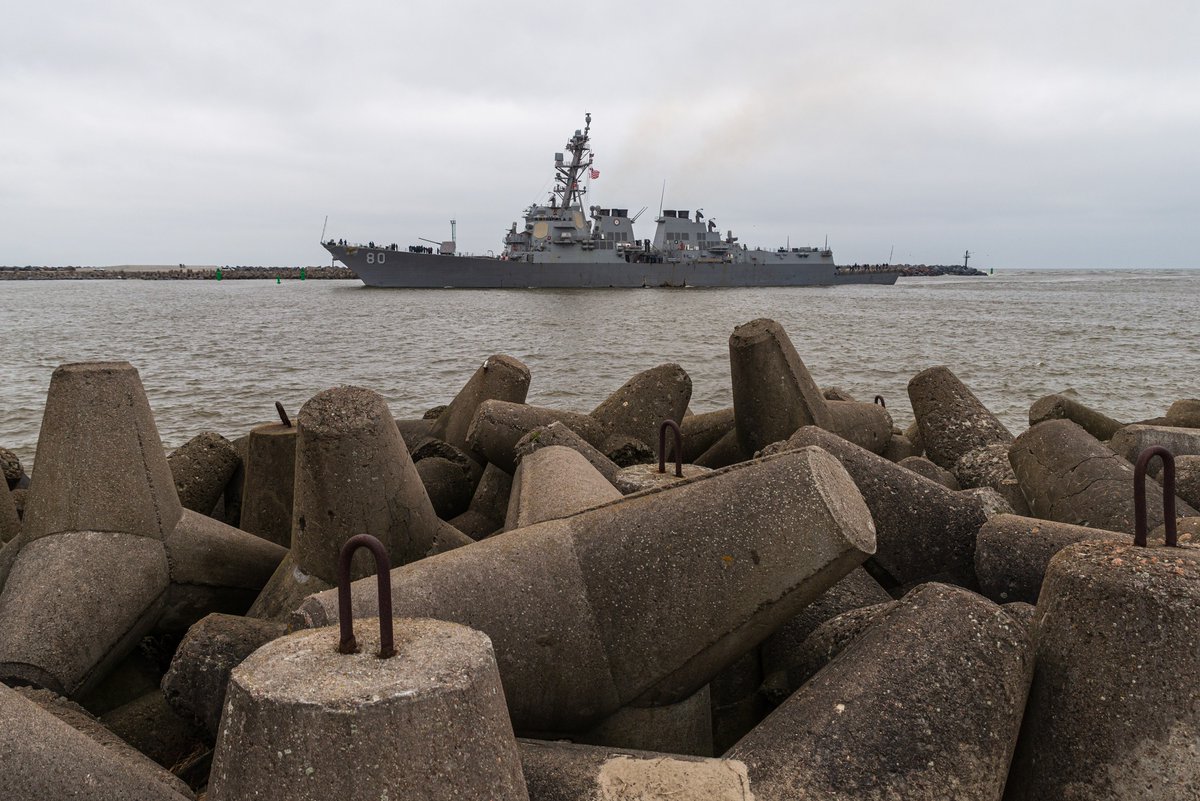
[
  {"xmin": 1028, "ymin": 393, "xmax": 1124, "ymax": 441},
  {"xmin": 728, "ymin": 583, "xmax": 1033, "ymax": 801},
  {"xmin": 0, "ymin": 482, "xmax": 18, "ymax": 543},
  {"xmin": 590, "ymin": 363, "xmax": 692, "ymax": 455},
  {"xmin": 1166, "ymin": 398, "xmax": 1200, "ymax": 428},
  {"xmin": 1009, "ymin": 419, "xmax": 1198, "ymax": 533},
  {"xmin": 448, "ymin": 462, "xmax": 513, "ymax": 539},
  {"xmin": 514, "ymin": 420, "xmax": 623, "ymax": 487},
  {"xmin": 1005, "ymin": 540, "xmax": 1200, "ymax": 800},
  {"xmin": 429, "ymin": 353, "xmax": 531, "ymax": 452},
  {"xmin": 467, "ymin": 399, "xmax": 610, "ymax": 473},
  {"xmin": 678, "ymin": 407, "xmax": 735, "ymax": 463},
  {"xmin": 1108, "ymin": 423, "xmax": 1200, "ymax": 474},
  {"xmin": 908, "ymin": 365, "xmax": 1013, "ymax": 470},
  {"xmin": 249, "ymin": 386, "xmax": 472, "ymax": 620},
  {"xmin": 729, "ymin": 318, "xmax": 834, "ymax": 455},
  {"xmin": 0, "ymin": 684, "xmax": 194, "ymax": 801},
  {"xmin": 294, "ymin": 448, "xmax": 877, "ymax": 732},
  {"xmin": 505, "ymin": 445, "xmax": 622, "ymax": 530},
  {"xmin": 167, "ymin": 431, "xmax": 241, "ymax": 515},
  {"xmin": 208, "ymin": 617, "xmax": 528, "ymax": 800},
  {"xmin": 0, "ymin": 362, "xmax": 175, "ymax": 696},
  {"xmin": 786, "ymin": 426, "xmax": 988, "ymax": 591},
  {"xmin": 238, "ymin": 419, "xmax": 296, "ymax": 546}
]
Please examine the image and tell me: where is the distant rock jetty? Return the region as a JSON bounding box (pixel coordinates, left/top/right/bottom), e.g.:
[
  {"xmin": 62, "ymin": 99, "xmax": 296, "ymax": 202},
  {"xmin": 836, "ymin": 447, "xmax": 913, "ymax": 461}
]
[
  {"xmin": 2, "ymin": 320, "xmax": 1197, "ymax": 799},
  {"xmin": 0, "ymin": 265, "xmax": 357, "ymax": 280},
  {"xmin": 839, "ymin": 263, "xmax": 987, "ymax": 276}
]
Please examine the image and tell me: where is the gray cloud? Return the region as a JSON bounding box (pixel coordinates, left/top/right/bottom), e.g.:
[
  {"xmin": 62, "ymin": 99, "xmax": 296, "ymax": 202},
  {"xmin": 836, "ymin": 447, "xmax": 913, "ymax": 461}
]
[{"xmin": 2, "ymin": 0, "xmax": 1198, "ymax": 268}]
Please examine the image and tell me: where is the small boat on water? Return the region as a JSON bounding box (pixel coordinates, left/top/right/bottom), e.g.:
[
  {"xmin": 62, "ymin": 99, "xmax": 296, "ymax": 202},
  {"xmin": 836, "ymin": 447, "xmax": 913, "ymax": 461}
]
[{"xmin": 323, "ymin": 114, "xmax": 898, "ymax": 289}]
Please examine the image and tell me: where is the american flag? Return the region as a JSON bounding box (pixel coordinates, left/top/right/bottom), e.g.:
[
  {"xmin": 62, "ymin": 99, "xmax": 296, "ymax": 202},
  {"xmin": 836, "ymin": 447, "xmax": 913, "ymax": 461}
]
[{"xmin": 589, "ymin": 167, "xmax": 600, "ymax": 180}]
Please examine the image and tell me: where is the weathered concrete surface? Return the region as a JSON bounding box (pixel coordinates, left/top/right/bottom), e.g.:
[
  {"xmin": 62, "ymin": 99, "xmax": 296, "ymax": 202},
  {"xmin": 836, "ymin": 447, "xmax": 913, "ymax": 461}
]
[
  {"xmin": 238, "ymin": 421, "xmax": 296, "ymax": 547},
  {"xmin": 679, "ymin": 407, "xmax": 735, "ymax": 463},
  {"xmin": 1166, "ymin": 398, "xmax": 1200, "ymax": 428},
  {"xmin": 962, "ymin": 486, "xmax": 1016, "ymax": 518},
  {"xmin": 599, "ymin": 433, "xmax": 655, "ymax": 467},
  {"xmin": 613, "ymin": 461, "xmax": 712, "ymax": 493},
  {"xmin": 908, "ymin": 365, "xmax": 1013, "ymax": 470},
  {"xmin": 167, "ymin": 431, "xmax": 240, "ymax": 515},
  {"xmin": 899, "ymin": 455, "xmax": 960, "ymax": 489},
  {"xmin": 0, "ymin": 531, "xmax": 169, "ymax": 696},
  {"xmin": 1177, "ymin": 454, "xmax": 1200, "ymax": 510},
  {"xmin": 416, "ymin": 454, "xmax": 475, "ymax": 519},
  {"xmin": 505, "ymin": 446, "xmax": 622, "ymax": 529},
  {"xmin": 1006, "ymin": 541, "xmax": 1200, "ymax": 800},
  {"xmin": 1, "ymin": 445, "xmax": 26, "ymax": 489},
  {"xmin": 787, "ymin": 426, "xmax": 988, "ymax": 591},
  {"xmin": 515, "ymin": 421, "xmax": 622, "ymax": 487},
  {"xmin": 430, "ymin": 353, "xmax": 531, "ymax": 451},
  {"xmin": 728, "ymin": 583, "xmax": 1033, "ymax": 801},
  {"xmin": 762, "ymin": 600, "xmax": 899, "ymax": 696},
  {"xmin": 1029, "ymin": 393, "xmax": 1124, "ymax": 441},
  {"xmin": 468, "ymin": 399, "xmax": 609, "ymax": 473},
  {"xmin": 249, "ymin": 386, "xmax": 471, "ymax": 620},
  {"xmin": 975, "ymin": 514, "xmax": 1128, "ymax": 604},
  {"xmin": 295, "ymin": 448, "xmax": 877, "ymax": 732},
  {"xmin": 160, "ymin": 508, "xmax": 287, "ymax": 631},
  {"xmin": 448, "ymin": 462, "xmax": 513, "ymax": 539},
  {"xmin": 953, "ymin": 442, "xmax": 1031, "ymax": 515},
  {"xmin": 0, "ymin": 483, "xmax": 18, "ymax": 543},
  {"xmin": 574, "ymin": 684, "xmax": 713, "ymax": 757},
  {"xmin": 0, "ymin": 683, "xmax": 193, "ymax": 801},
  {"xmin": 395, "ymin": 417, "xmax": 435, "ymax": 451},
  {"xmin": 16, "ymin": 687, "xmax": 196, "ymax": 799},
  {"xmin": 825, "ymin": 399, "xmax": 893, "ymax": 455},
  {"xmin": 729, "ymin": 318, "xmax": 833, "ymax": 455},
  {"xmin": 162, "ymin": 612, "xmax": 286, "ymax": 741},
  {"xmin": 518, "ymin": 739, "xmax": 755, "ymax": 801},
  {"xmin": 760, "ymin": 567, "xmax": 892, "ymax": 702},
  {"xmin": 100, "ymin": 690, "xmax": 207, "ymax": 773},
  {"xmin": 1108, "ymin": 422, "xmax": 1200, "ymax": 475},
  {"xmin": 710, "ymin": 649, "xmax": 766, "ymax": 755},
  {"xmin": 590, "ymin": 363, "xmax": 692, "ymax": 456},
  {"xmin": 694, "ymin": 427, "xmax": 749, "ymax": 469},
  {"xmin": 1009, "ymin": 419, "xmax": 1197, "ymax": 533},
  {"xmin": 22, "ymin": 361, "xmax": 182, "ymax": 541},
  {"xmin": 822, "ymin": 386, "xmax": 857, "ymax": 402},
  {"xmin": 882, "ymin": 432, "xmax": 916, "ymax": 462},
  {"xmin": 208, "ymin": 619, "xmax": 529, "ymax": 801}
]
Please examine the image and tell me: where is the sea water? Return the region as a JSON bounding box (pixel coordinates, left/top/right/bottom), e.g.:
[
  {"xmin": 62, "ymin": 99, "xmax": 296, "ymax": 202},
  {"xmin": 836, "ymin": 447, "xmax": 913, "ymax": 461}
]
[{"xmin": 1, "ymin": 269, "xmax": 1197, "ymax": 469}]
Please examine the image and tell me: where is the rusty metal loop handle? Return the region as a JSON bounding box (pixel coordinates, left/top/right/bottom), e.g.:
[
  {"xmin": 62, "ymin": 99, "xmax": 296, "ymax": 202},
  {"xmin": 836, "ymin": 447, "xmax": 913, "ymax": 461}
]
[
  {"xmin": 1134, "ymin": 446, "xmax": 1177, "ymax": 548},
  {"xmin": 337, "ymin": 534, "xmax": 396, "ymax": 658},
  {"xmin": 874, "ymin": 395, "xmax": 886, "ymax": 408},
  {"xmin": 275, "ymin": 401, "xmax": 292, "ymax": 427},
  {"xmin": 658, "ymin": 419, "xmax": 683, "ymax": 478}
]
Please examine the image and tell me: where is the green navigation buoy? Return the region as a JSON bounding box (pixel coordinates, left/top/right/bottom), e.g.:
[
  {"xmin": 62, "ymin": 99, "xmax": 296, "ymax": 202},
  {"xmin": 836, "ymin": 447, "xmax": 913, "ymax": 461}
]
[
  {"xmin": 216, "ymin": 267, "xmax": 223, "ymax": 281},
  {"xmin": 300, "ymin": 266, "xmax": 306, "ymax": 281},
  {"xmin": 276, "ymin": 276, "xmax": 281, "ymax": 284},
  {"xmin": 990, "ymin": 267, "xmax": 994, "ymax": 275}
]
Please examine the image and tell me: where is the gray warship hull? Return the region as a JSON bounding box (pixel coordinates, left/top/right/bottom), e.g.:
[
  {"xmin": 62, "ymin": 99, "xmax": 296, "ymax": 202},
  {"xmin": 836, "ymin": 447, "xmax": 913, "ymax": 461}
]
[{"xmin": 326, "ymin": 244, "xmax": 898, "ymax": 288}]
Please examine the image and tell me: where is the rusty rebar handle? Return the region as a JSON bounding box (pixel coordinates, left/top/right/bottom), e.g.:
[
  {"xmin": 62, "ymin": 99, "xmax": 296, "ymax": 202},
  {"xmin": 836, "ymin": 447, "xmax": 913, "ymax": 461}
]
[
  {"xmin": 874, "ymin": 395, "xmax": 886, "ymax": 408},
  {"xmin": 1134, "ymin": 446, "xmax": 1177, "ymax": 548},
  {"xmin": 275, "ymin": 401, "xmax": 292, "ymax": 428},
  {"xmin": 658, "ymin": 419, "xmax": 683, "ymax": 478},
  {"xmin": 337, "ymin": 534, "xmax": 396, "ymax": 658}
]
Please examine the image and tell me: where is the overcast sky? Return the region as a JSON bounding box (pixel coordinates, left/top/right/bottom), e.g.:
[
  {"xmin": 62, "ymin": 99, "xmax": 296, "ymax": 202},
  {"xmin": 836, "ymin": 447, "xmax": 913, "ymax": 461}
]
[{"xmin": 3, "ymin": 1, "xmax": 1199, "ymax": 269}]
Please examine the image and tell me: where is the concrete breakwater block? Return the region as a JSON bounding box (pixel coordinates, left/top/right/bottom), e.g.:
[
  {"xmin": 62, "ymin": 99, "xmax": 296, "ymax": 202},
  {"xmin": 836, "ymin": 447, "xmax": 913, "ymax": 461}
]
[
  {"xmin": 249, "ymin": 386, "xmax": 471, "ymax": 620},
  {"xmin": 208, "ymin": 618, "xmax": 529, "ymax": 801},
  {"xmin": 238, "ymin": 419, "xmax": 296, "ymax": 547},
  {"xmin": 1029, "ymin": 392, "xmax": 1124, "ymax": 441},
  {"xmin": 1009, "ymin": 419, "xmax": 1198, "ymax": 533},
  {"xmin": 416, "ymin": 454, "xmax": 476, "ymax": 519},
  {"xmin": 786, "ymin": 425, "xmax": 988, "ymax": 591},
  {"xmin": 678, "ymin": 407, "xmax": 735, "ymax": 463},
  {"xmin": 975, "ymin": 513, "xmax": 1129, "ymax": 604},
  {"xmin": 505, "ymin": 445, "xmax": 622, "ymax": 530},
  {"xmin": 429, "ymin": 353, "xmax": 531, "ymax": 452},
  {"xmin": 518, "ymin": 739, "xmax": 753, "ymax": 801},
  {"xmin": 908, "ymin": 365, "xmax": 1013, "ymax": 471},
  {"xmin": 0, "ymin": 683, "xmax": 194, "ymax": 801},
  {"xmin": 468, "ymin": 399, "xmax": 609, "ymax": 473},
  {"xmin": 729, "ymin": 317, "xmax": 833, "ymax": 456},
  {"xmin": 515, "ymin": 420, "xmax": 623, "ymax": 487},
  {"xmin": 590, "ymin": 363, "xmax": 692, "ymax": 455},
  {"xmin": 763, "ymin": 600, "xmax": 899, "ymax": 696},
  {"xmin": 0, "ymin": 481, "xmax": 18, "ymax": 543},
  {"xmin": 1109, "ymin": 422, "xmax": 1200, "ymax": 475},
  {"xmin": 448, "ymin": 461, "xmax": 513, "ymax": 539},
  {"xmin": 1166, "ymin": 398, "xmax": 1200, "ymax": 428},
  {"xmin": 295, "ymin": 448, "xmax": 877, "ymax": 732},
  {"xmin": 573, "ymin": 684, "xmax": 713, "ymax": 757},
  {"xmin": 1005, "ymin": 540, "xmax": 1200, "ymax": 799},
  {"xmin": 613, "ymin": 461, "xmax": 712, "ymax": 493},
  {"xmin": 899, "ymin": 455, "xmax": 960, "ymax": 489},
  {"xmin": 1177, "ymin": 455, "xmax": 1200, "ymax": 509},
  {"xmin": 825, "ymin": 399, "xmax": 894, "ymax": 455},
  {"xmin": 727, "ymin": 583, "xmax": 1033, "ymax": 801},
  {"xmin": 0, "ymin": 362, "xmax": 174, "ymax": 696},
  {"xmin": 167, "ymin": 431, "xmax": 240, "ymax": 515},
  {"xmin": 163, "ymin": 612, "xmax": 287, "ymax": 741}
]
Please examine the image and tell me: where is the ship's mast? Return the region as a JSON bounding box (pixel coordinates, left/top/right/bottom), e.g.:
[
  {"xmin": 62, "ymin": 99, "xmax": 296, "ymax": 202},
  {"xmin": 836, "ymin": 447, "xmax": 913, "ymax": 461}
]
[
  {"xmin": 963, "ymin": 249, "xmax": 972, "ymax": 268},
  {"xmin": 552, "ymin": 113, "xmax": 593, "ymax": 212}
]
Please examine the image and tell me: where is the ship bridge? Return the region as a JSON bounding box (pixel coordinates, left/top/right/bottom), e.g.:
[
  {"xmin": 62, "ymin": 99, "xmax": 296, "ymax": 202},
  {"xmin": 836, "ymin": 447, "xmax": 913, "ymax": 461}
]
[{"xmin": 652, "ymin": 209, "xmax": 730, "ymax": 253}]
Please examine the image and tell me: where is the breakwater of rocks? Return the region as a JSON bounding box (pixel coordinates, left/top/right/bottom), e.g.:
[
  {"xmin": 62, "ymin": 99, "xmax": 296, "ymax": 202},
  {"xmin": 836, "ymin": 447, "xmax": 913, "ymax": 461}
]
[
  {"xmin": 1, "ymin": 319, "xmax": 1197, "ymax": 799},
  {"xmin": 0, "ymin": 266, "xmax": 356, "ymax": 280}
]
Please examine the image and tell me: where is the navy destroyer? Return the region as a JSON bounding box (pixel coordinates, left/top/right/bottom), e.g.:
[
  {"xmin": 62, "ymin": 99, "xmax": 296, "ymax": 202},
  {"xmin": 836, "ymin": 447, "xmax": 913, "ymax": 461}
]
[{"xmin": 323, "ymin": 114, "xmax": 898, "ymax": 288}]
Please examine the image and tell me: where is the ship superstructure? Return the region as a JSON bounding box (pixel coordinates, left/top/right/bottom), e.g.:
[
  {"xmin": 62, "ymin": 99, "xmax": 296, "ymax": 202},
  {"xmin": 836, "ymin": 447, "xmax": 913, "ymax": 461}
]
[{"xmin": 322, "ymin": 114, "xmax": 897, "ymax": 288}]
